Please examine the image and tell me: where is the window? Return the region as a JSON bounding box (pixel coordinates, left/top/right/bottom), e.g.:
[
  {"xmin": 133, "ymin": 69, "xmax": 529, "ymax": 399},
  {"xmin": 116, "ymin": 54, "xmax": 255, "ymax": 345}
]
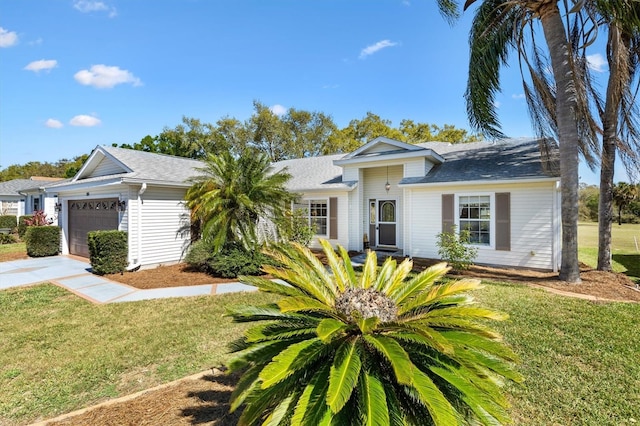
[
  {"xmin": 458, "ymin": 195, "xmax": 490, "ymax": 245},
  {"xmin": 294, "ymin": 199, "xmax": 328, "ymax": 236}
]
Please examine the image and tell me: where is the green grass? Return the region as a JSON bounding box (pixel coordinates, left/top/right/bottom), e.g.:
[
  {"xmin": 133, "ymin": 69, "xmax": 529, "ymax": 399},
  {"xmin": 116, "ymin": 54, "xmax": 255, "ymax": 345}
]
[
  {"xmin": 0, "ymin": 242, "xmax": 25, "ymax": 256},
  {"xmin": 0, "ymin": 286, "xmax": 278, "ymax": 425},
  {"xmin": 475, "ymin": 283, "xmax": 640, "ymax": 425},
  {"xmin": 1, "ymin": 283, "xmax": 639, "ymax": 425},
  {"xmin": 578, "ymin": 222, "xmax": 640, "ymax": 282}
]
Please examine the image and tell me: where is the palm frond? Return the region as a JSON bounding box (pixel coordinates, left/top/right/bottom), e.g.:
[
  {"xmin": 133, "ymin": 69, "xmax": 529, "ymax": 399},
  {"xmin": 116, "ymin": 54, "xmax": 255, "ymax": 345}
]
[
  {"xmin": 327, "ymin": 339, "xmax": 362, "ymax": 413},
  {"xmin": 259, "ymin": 338, "xmax": 325, "ymax": 388},
  {"xmin": 358, "ymin": 371, "xmax": 390, "ymax": 426}
]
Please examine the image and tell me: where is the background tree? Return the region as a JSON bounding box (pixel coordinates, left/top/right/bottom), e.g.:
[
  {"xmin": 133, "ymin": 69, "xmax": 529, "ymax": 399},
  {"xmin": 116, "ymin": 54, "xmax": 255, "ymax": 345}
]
[
  {"xmin": 185, "ymin": 149, "xmax": 293, "ymax": 253},
  {"xmin": 613, "ymin": 181, "xmax": 639, "ymax": 225}
]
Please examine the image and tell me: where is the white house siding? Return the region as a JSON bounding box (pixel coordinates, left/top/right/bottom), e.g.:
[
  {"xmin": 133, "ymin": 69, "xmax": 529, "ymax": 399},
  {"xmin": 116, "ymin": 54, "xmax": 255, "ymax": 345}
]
[
  {"xmin": 403, "ymin": 158, "xmax": 425, "ymax": 178},
  {"xmin": 406, "ymin": 181, "xmax": 558, "ymax": 270},
  {"xmin": 298, "ymin": 191, "xmax": 350, "ymax": 250},
  {"xmin": 57, "ymin": 184, "xmax": 129, "ymax": 256},
  {"xmin": 90, "ymin": 157, "xmax": 126, "ymax": 177},
  {"xmin": 135, "ymin": 186, "xmax": 191, "ymax": 267},
  {"xmin": 363, "ymin": 165, "xmax": 404, "ymax": 249}
]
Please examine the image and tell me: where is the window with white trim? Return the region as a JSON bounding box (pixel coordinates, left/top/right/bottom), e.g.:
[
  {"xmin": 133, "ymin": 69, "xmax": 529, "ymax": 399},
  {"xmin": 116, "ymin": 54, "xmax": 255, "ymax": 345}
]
[
  {"xmin": 458, "ymin": 195, "xmax": 491, "ymax": 245},
  {"xmin": 293, "ymin": 199, "xmax": 328, "ymax": 236}
]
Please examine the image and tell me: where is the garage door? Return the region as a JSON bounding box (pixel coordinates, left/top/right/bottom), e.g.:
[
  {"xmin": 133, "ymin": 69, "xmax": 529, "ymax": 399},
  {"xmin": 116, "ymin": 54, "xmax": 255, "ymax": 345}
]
[{"xmin": 68, "ymin": 199, "xmax": 119, "ymax": 257}]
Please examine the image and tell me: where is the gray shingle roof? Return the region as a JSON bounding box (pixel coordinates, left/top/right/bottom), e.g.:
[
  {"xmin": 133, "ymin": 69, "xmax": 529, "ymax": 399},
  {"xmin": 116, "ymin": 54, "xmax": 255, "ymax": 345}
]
[
  {"xmin": 0, "ymin": 178, "xmax": 63, "ymax": 196},
  {"xmin": 271, "ymin": 154, "xmax": 357, "ymax": 192},
  {"xmin": 401, "ymin": 138, "xmax": 559, "ymax": 185}
]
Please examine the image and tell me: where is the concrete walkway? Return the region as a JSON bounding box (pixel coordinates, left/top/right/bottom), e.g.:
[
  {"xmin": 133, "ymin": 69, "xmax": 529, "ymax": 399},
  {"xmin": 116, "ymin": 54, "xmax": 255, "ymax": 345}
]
[{"xmin": 0, "ymin": 256, "xmax": 256, "ymax": 304}]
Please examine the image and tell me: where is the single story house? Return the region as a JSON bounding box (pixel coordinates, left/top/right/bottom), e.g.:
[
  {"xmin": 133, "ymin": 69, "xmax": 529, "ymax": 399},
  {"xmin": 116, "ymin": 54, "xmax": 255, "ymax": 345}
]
[
  {"xmin": 0, "ymin": 177, "xmax": 63, "ymax": 224},
  {"xmin": 43, "ymin": 137, "xmax": 561, "ymax": 271}
]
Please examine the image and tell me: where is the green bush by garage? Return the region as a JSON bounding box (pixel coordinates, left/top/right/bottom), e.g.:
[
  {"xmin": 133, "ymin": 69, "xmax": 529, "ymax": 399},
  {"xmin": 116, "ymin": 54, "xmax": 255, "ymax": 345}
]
[
  {"xmin": 0, "ymin": 215, "xmax": 17, "ymax": 233},
  {"xmin": 88, "ymin": 230, "xmax": 128, "ymax": 275},
  {"xmin": 24, "ymin": 226, "xmax": 60, "ymax": 257}
]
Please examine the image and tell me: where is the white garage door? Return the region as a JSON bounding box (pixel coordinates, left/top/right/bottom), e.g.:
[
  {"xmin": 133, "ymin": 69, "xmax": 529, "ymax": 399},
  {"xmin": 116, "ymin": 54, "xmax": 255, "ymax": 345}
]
[{"xmin": 68, "ymin": 199, "xmax": 119, "ymax": 257}]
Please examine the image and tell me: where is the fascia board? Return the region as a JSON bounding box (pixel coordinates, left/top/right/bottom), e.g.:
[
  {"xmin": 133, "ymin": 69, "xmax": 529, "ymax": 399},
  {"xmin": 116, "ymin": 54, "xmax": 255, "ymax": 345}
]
[
  {"xmin": 334, "ymin": 149, "xmax": 443, "ymax": 166},
  {"xmin": 398, "ymin": 177, "xmax": 560, "ymax": 188}
]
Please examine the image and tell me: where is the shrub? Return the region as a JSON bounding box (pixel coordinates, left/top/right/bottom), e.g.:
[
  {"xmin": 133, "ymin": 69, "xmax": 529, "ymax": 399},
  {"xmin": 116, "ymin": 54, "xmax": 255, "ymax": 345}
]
[
  {"xmin": 0, "ymin": 234, "xmax": 17, "ymax": 244},
  {"xmin": 184, "ymin": 239, "xmax": 214, "ymax": 272},
  {"xmin": 227, "ymin": 240, "xmax": 521, "ymax": 425},
  {"xmin": 278, "ymin": 208, "xmax": 315, "ymax": 246},
  {"xmin": 0, "ymin": 215, "xmax": 17, "ymax": 232},
  {"xmin": 88, "ymin": 230, "xmax": 128, "ymax": 275},
  {"xmin": 209, "ymin": 242, "xmax": 268, "ymax": 278},
  {"xmin": 24, "ymin": 226, "xmax": 60, "ymax": 257},
  {"xmin": 18, "ymin": 215, "xmax": 33, "ymax": 238},
  {"xmin": 436, "ymin": 226, "xmax": 478, "ymax": 271},
  {"xmin": 24, "ymin": 210, "xmax": 49, "ymax": 226}
]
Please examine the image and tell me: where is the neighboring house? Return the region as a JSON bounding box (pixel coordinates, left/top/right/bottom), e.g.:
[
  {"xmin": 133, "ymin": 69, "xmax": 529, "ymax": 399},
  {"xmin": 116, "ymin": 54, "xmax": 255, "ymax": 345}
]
[
  {"xmin": 0, "ymin": 177, "xmax": 63, "ymax": 223},
  {"xmin": 45, "ymin": 137, "xmax": 561, "ymax": 271}
]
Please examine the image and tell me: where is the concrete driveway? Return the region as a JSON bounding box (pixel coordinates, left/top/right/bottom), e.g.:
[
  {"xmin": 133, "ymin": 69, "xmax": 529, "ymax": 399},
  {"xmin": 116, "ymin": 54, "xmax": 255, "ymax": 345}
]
[
  {"xmin": 0, "ymin": 256, "xmax": 256, "ymax": 303},
  {"xmin": 0, "ymin": 256, "xmax": 92, "ymax": 289}
]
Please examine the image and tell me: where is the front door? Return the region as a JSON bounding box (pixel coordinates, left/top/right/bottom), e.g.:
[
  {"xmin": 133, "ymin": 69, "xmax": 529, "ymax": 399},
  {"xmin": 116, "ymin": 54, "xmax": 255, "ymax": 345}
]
[{"xmin": 377, "ymin": 200, "xmax": 396, "ymax": 247}]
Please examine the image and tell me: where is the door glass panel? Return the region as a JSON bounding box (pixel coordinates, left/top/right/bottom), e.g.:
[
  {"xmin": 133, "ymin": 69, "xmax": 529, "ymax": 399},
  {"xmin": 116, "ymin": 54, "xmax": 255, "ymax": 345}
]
[
  {"xmin": 380, "ymin": 201, "xmax": 395, "ymax": 222},
  {"xmin": 370, "ymin": 201, "xmax": 376, "ymax": 224}
]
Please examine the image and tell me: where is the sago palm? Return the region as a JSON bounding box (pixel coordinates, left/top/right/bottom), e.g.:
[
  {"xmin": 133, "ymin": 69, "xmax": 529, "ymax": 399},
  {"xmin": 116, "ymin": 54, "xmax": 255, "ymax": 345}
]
[
  {"xmin": 226, "ymin": 240, "xmax": 522, "ymax": 425},
  {"xmin": 185, "ymin": 149, "xmax": 293, "ymax": 252}
]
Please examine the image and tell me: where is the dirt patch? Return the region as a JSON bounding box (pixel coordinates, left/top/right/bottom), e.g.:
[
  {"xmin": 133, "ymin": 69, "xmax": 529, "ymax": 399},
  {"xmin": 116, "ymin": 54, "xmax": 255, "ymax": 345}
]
[
  {"xmin": 0, "ymin": 250, "xmax": 29, "ymax": 262},
  {"xmin": 105, "ymin": 264, "xmax": 243, "ymax": 289},
  {"xmin": 41, "ymin": 370, "xmax": 241, "ymax": 426}
]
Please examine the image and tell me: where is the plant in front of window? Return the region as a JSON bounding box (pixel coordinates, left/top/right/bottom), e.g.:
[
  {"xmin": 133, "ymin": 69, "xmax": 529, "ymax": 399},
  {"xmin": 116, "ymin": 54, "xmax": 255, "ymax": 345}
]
[
  {"xmin": 278, "ymin": 208, "xmax": 315, "ymax": 246},
  {"xmin": 226, "ymin": 239, "xmax": 521, "ymax": 425},
  {"xmin": 436, "ymin": 226, "xmax": 479, "ymax": 271}
]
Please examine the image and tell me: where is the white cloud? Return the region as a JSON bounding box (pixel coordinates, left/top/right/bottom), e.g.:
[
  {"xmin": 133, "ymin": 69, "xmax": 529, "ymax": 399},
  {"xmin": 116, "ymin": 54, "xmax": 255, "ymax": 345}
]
[
  {"xmin": 45, "ymin": 119, "xmax": 63, "ymax": 128},
  {"xmin": 0, "ymin": 27, "xmax": 18, "ymax": 47},
  {"xmin": 70, "ymin": 115, "xmax": 101, "ymax": 127},
  {"xmin": 73, "ymin": 1, "xmax": 117, "ymax": 17},
  {"xmin": 270, "ymin": 104, "xmax": 287, "ymax": 116},
  {"xmin": 74, "ymin": 64, "xmax": 142, "ymax": 89},
  {"xmin": 359, "ymin": 40, "xmax": 398, "ymax": 59},
  {"xmin": 24, "ymin": 59, "xmax": 58, "ymax": 73},
  {"xmin": 587, "ymin": 53, "xmax": 607, "ymax": 73},
  {"xmin": 512, "ymin": 93, "xmax": 525, "ymax": 99},
  {"xmin": 28, "ymin": 38, "xmax": 43, "ymax": 46}
]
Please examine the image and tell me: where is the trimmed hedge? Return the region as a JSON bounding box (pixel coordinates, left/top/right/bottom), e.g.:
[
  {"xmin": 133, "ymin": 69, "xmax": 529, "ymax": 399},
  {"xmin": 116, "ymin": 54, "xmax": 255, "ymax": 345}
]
[
  {"xmin": 0, "ymin": 234, "xmax": 17, "ymax": 244},
  {"xmin": 0, "ymin": 215, "xmax": 17, "ymax": 232},
  {"xmin": 185, "ymin": 240, "xmax": 269, "ymax": 278},
  {"xmin": 25, "ymin": 226, "xmax": 60, "ymax": 257},
  {"xmin": 88, "ymin": 230, "xmax": 128, "ymax": 275},
  {"xmin": 18, "ymin": 215, "xmax": 33, "ymax": 238}
]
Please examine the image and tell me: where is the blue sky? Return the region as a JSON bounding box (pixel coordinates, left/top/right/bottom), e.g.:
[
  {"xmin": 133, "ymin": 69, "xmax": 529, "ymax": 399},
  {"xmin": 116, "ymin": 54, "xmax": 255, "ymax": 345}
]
[{"xmin": 0, "ymin": 0, "xmax": 630, "ymax": 185}]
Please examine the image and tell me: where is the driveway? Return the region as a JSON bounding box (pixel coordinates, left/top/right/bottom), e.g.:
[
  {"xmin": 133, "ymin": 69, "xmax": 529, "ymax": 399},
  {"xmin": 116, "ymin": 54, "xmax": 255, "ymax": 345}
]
[{"xmin": 0, "ymin": 256, "xmax": 256, "ymax": 303}]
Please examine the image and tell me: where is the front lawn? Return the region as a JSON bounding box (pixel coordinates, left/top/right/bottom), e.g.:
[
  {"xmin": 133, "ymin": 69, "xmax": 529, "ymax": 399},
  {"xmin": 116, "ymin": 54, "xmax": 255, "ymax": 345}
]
[
  {"xmin": 1, "ymin": 283, "xmax": 638, "ymax": 425},
  {"xmin": 579, "ymin": 222, "xmax": 640, "ymax": 282}
]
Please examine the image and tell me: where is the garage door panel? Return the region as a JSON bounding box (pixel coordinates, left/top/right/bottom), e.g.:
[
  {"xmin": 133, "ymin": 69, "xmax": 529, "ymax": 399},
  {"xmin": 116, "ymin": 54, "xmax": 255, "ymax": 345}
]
[{"xmin": 68, "ymin": 198, "xmax": 119, "ymax": 257}]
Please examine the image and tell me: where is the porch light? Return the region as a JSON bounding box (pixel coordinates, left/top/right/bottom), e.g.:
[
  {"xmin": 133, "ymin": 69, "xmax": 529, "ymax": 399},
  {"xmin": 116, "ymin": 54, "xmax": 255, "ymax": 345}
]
[
  {"xmin": 118, "ymin": 200, "xmax": 126, "ymax": 211},
  {"xmin": 385, "ymin": 166, "xmax": 391, "ymax": 192},
  {"xmin": 54, "ymin": 202, "xmax": 62, "ymax": 212}
]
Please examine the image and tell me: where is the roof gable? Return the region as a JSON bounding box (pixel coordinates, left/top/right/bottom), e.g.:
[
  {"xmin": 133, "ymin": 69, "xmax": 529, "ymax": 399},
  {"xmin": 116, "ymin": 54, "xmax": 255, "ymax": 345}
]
[
  {"xmin": 342, "ymin": 136, "xmax": 423, "ymax": 160},
  {"xmin": 74, "ymin": 146, "xmax": 131, "ymax": 181}
]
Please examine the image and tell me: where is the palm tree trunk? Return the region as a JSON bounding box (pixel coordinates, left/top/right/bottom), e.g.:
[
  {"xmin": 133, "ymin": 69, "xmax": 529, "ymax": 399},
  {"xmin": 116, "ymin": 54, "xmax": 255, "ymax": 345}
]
[
  {"xmin": 540, "ymin": 4, "xmax": 582, "ymax": 283},
  {"xmin": 597, "ymin": 25, "xmax": 625, "ymax": 271}
]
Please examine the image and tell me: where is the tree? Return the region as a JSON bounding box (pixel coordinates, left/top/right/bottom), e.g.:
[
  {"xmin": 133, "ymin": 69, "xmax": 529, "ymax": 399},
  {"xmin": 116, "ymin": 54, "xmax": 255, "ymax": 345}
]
[
  {"xmin": 184, "ymin": 149, "xmax": 293, "ymax": 253},
  {"xmin": 281, "ymin": 108, "xmax": 339, "ymax": 158},
  {"xmin": 227, "ymin": 240, "xmax": 522, "ymax": 425},
  {"xmin": 461, "ymin": 0, "xmax": 602, "ymax": 282},
  {"xmin": 613, "ymin": 181, "xmax": 639, "ymax": 225},
  {"xmin": 594, "ymin": 1, "xmax": 640, "ymax": 270},
  {"xmin": 339, "ymin": 112, "xmax": 405, "ymax": 152}
]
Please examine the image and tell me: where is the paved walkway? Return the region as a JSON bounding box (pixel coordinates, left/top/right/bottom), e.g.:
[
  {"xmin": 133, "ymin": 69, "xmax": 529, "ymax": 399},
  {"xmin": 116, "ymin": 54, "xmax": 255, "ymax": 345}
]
[{"xmin": 0, "ymin": 256, "xmax": 256, "ymax": 304}]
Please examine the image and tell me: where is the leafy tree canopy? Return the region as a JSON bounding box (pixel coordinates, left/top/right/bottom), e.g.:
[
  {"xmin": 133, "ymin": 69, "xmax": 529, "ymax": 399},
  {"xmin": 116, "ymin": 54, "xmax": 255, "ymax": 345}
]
[{"xmin": 0, "ymin": 155, "xmax": 88, "ymax": 182}]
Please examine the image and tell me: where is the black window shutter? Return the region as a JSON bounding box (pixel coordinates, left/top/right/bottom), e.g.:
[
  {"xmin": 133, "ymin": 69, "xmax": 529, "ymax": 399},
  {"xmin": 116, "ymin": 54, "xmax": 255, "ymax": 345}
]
[
  {"xmin": 495, "ymin": 192, "xmax": 511, "ymax": 251},
  {"xmin": 329, "ymin": 197, "xmax": 338, "ymax": 239}
]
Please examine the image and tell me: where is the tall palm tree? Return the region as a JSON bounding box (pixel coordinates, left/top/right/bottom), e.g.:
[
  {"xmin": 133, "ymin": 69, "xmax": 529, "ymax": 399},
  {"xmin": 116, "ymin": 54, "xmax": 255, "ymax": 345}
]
[
  {"xmin": 462, "ymin": 0, "xmax": 604, "ymax": 282},
  {"xmin": 595, "ymin": 1, "xmax": 640, "ymax": 270},
  {"xmin": 185, "ymin": 149, "xmax": 293, "ymax": 253}
]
